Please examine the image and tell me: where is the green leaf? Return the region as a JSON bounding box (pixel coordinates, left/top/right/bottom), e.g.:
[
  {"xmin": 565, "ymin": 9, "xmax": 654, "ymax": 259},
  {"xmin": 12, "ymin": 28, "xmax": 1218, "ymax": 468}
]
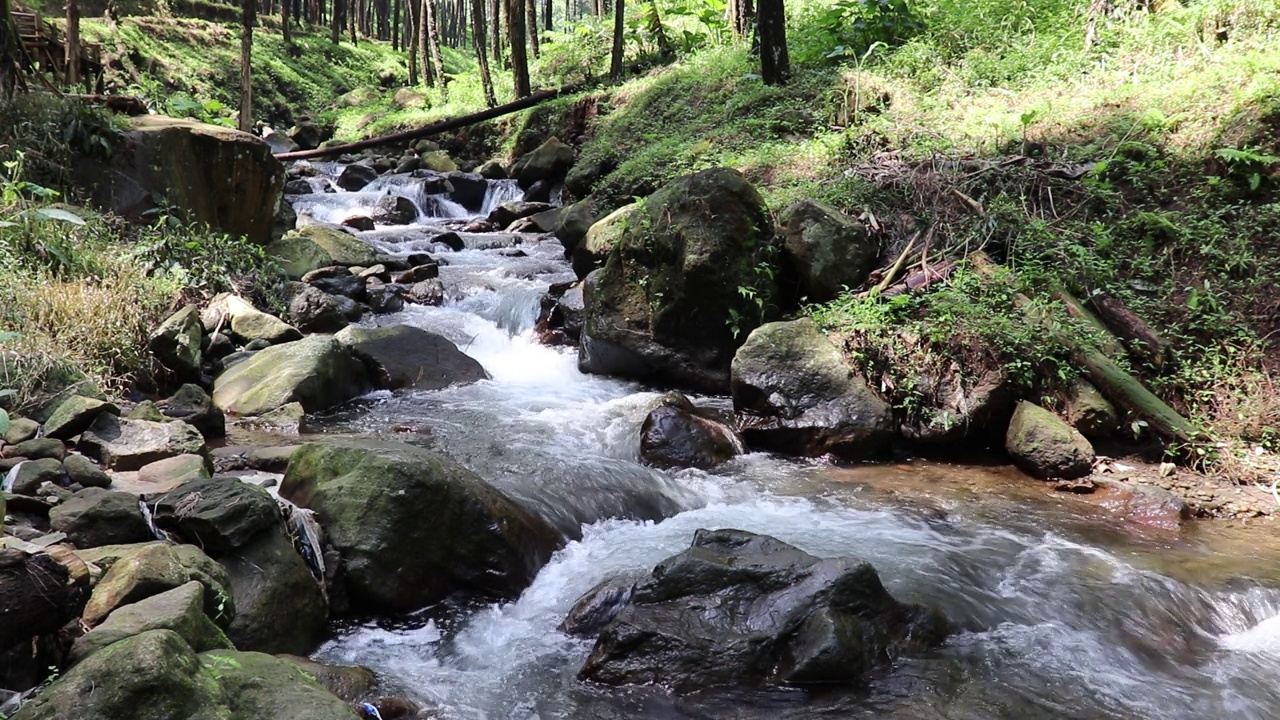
[
  {"xmin": 0, "ymin": 408, "xmax": 9, "ymax": 437},
  {"xmin": 29, "ymin": 208, "xmax": 86, "ymax": 225}
]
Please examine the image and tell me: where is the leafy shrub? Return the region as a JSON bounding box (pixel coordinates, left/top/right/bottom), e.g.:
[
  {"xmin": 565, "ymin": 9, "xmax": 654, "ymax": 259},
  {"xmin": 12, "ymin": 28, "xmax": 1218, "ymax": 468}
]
[{"xmin": 794, "ymin": 0, "xmax": 925, "ymax": 65}]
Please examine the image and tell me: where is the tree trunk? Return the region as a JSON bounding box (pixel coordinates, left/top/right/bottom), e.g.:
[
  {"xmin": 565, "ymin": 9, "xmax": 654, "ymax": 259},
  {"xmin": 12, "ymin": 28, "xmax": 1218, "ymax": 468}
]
[
  {"xmin": 349, "ymin": 0, "xmax": 358, "ymax": 43},
  {"xmin": 608, "ymin": 0, "xmax": 623, "ymax": 79},
  {"xmin": 1089, "ymin": 293, "xmax": 1171, "ymax": 369},
  {"xmin": 406, "ymin": 0, "xmax": 419, "ymax": 84},
  {"xmin": 756, "ymin": 0, "xmax": 787, "ymax": 85},
  {"xmin": 508, "ymin": 0, "xmax": 530, "ymax": 97},
  {"xmin": 488, "ymin": 0, "xmax": 501, "ymax": 64},
  {"xmin": 526, "ymin": 0, "xmax": 539, "ymax": 58},
  {"xmin": 64, "ymin": 0, "xmax": 80, "ymax": 87},
  {"xmin": 418, "ymin": 0, "xmax": 434, "ymax": 85},
  {"xmin": 471, "ymin": 0, "xmax": 496, "ymax": 106},
  {"xmin": 542, "ymin": 0, "xmax": 549, "ymax": 31},
  {"xmin": 424, "ymin": 0, "xmax": 446, "ymax": 95},
  {"xmin": 331, "ymin": 0, "xmax": 342, "ymax": 42},
  {"xmin": 392, "ymin": 0, "xmax": 400, "ymax": 49},
  {"xmin": 239, "ymin": 0, "xmax": 255, "ymax": 133},
  {"xmin": 282, "ymin": 0, "xmax": 292, "ymax": 43}
]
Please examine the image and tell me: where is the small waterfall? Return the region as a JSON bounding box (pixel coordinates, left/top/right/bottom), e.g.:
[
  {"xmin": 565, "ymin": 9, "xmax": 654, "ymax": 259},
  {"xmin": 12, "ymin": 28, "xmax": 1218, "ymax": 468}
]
[
  {"xmin": 2, "ymin": 461, "xmax": 21, "ymax": 492},
  {"xmin": 479, "ymin": 180, "xmax": 523, "ymax": 216}
]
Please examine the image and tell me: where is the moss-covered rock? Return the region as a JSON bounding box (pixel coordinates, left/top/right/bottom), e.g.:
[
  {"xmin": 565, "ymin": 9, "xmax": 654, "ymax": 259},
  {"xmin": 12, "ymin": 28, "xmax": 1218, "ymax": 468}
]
[
  {"xmin": 212, "ymin": 335, "xmax": 371, "ymax": 416},
  {"xmin": 511, "ymin": 136, "xmax": 575, "ymax": 189},
  {"xmin": 151, "ymin": 476, "xmax": 280, "ymax": 556},
  {"xmin": 85, "ymin": 116, "xmax": 284, "ymax": 245},
  {"xmin": 219, "ymin": 525, "xmax": 328, "ymax": 655},
  {"xmin": 731, "ymin": 319, "xmax": 892, "ymax": 459},
  {"xmin": 334, "ymin": 324, "xmax": 488, "ymax": 391},
  {"xmin": 571, "ymin": 202, "xmax": 634, "ymax": 278},
  {"xmin": 280, "ymin": 439, "xmax": 559, "ymax": 612},
  {"xmin": 778, "ymin": 200, "xmax": 877, "ymax": 303},
  {"xmin": 82, "ymin": 543, "xmax": 235, "ymax": 627},
  {"xmin": 288, "ymin": 225, "xmax": 379, "ymax": 266},
  {"xmin": 69, "ymin": 581, "xmax": 232, "ymax": 664},
  {"xmin": 1005, "ymin": 401, "xmax": 1095, "ymax": 480},
  {"xmin": 578, "ymin": 168, "xmax": 788, "ymax": 393},
  {"xmin": 10, "ymin": 629, "xmax": 225, "ymax": 720},
  {"xmin": 554, "ymin": 197, "xmax": 602, "ymax": 260},
  {"xmin": 1065, "ymin": 379, "xmax": 1120, "ymax": 439},
  {"xmin": 198, "ymin": 650, "xmax": 360, "ymax": 720},
  {"xmin": 203, "ymin": 294, "xmax": 302, "ymax": 345},
  {"xmin": 265, "ymin": 234, "xmax": 335, "ymax": 280},
  {"xmin": 49, "ymin": 488, "xmax": 151, "ymax": 548},
  {"xmin": 43, "ymin": 395, "xmax": 120, "ymax": 441},
  {"xmin": 148, "ymin": 305, "xmax": 204, "ymax": 383}
]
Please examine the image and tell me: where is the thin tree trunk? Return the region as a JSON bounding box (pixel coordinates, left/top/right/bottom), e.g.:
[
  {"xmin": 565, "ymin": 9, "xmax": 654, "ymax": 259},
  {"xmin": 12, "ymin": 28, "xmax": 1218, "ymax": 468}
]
[
  {"xmin": 418, "ymin": 0, "xmax": 434, "ymax": 85},
  {"xmin": 508, "ymin": 0, "xmax": 530, "ymax": 96},
  {"xmin": 282, "ymin": 0, "xmax": 292, "ymax": 43},
  {"xmin": 239, "ymin": 0, "xmax": 255, "ymax": 133},
  {"xmin": 392, "ymin": 0, "xmax": 400, "ymax": 49},
  {"xmin": 756, "ymin": 0, "xmax": 788, "ymax": 85},
  {"xmin": 488, "ymin": 0, "xmax": 501, "ymax": 64},
  {"xmin": 542, "ymin": 0, "xmax": 549, "ymax": 30},
  {"xmin": 526, "ymin": 0, "xmax": 539, "ymax": 58},
  {"xmin": 471, "ymin": 0, "xmax": 496, "ymax": 106},
  {"xmin": 331, "ymin": 0, "xmax": 341, "ymax": 42},
  {"xmin": 349, "ymin": 0, "xmax": 358, "ymax": 43},
  {"xmin": 406, "ymin": 0, "xmax": 419, "ymax": 84},
  {"xmin": 65, "ymin": 0, "xmax": 80, "ymax": 86},
  {"xmin": 424, "ymin": 0, "xmax": 447, "ymax": 95},
  {"xmin": 609, "ymin": 0, "xmax": 623, "ymax": 79}
]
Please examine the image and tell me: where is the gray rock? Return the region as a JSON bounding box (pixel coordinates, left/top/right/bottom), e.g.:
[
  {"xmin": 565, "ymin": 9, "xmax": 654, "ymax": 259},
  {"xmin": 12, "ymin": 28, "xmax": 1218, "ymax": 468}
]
[
  {"xmin": 446, "ymin": 171, "xmax": 488, "ymax": 208},
  {"xmin": 158, "ymin": 384, "xmax": 226, "ymax": 440},
  {"xmin": 511, "ymin": 137, "xmax": 575, "ymax": 189},
  {"xmin": 1005, "ymin": 401, "xmax": 1095, "ymax": 480},
  {"xmin": 78, "ymin": 415, "xmax": 207, "ymax": 472},
  {"xmin": 44, "ymin": 396, "xmax": 120, "ymax": 441},
  {"xmin": 8, "ymin": 458, "xmax": 65, "ymax": 495},
  {"xmin": 488, "ymin": 201, "xmax": 555, "ymax": 229},
  {"xmin": 4, "ymin": 438, "xmax": 66, "ymax": 461},
  {"xmin": 69, "ymin": 581, "xmax": 231, "ymax": 664},
  {"xmin": 63, "ymin": 453, "xmax": 112, "ymax": 488},
  {"xmin": 3, "ymin": 417, "xmax": 40, "ymax": 445},
  {"xmin": 286, "ymin": 283, "xmax": 350, "ymax": 334},
  {"xmin": 212, "ymin": 336, "xmax": 370, "ymax": 416},
  {"xmin": 220, "ymin": 525, "xmax": 328, "ymax": 655},
  {"xmin": 731, "ymin": 319, "xmax": 892, "ymax": 459},
  {"xmin": 49, "ymin": 488, "xmax": 151, "ymax": 548},
  {"xmin": 371, "ymin": 195, "xmax": 417, "ymax": 225},
  {"xmin": 151, "ymin": 476, "xmax": 280, "ymax": 556},
  {"xmin": 148, "ymin": 305, "xmax": 203, "ymax": 381},
  {"xmin": 336, "ymin": 163, "xmax": 378, "ymax": 191},
  {"xmin": 335, "ymin": 325, "xmax": 488, "ymax": 391},
  {"xmin": 778, "ymin": 200, "xmax": 877, "ymax": 302}
]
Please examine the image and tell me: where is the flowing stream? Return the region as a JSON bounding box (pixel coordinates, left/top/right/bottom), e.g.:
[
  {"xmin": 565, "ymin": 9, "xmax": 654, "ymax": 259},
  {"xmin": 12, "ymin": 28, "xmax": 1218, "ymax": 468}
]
[{"xmin": 288, "ymin": 169, "xmax": 1280, "ymax": 720}]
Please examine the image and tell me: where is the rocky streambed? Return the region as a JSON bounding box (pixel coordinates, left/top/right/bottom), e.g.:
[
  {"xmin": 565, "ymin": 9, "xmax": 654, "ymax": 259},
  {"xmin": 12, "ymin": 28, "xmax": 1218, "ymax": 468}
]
[{"xmin": 4, "ymin": 138, "xmax": 1280, "ymax": 720}]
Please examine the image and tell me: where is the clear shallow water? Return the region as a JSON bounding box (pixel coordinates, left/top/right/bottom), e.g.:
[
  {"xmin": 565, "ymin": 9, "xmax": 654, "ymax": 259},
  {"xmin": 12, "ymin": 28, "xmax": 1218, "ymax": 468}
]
[{"xmin": 297, "ymin": 179, "xmax": 1280, "ymax": 720}]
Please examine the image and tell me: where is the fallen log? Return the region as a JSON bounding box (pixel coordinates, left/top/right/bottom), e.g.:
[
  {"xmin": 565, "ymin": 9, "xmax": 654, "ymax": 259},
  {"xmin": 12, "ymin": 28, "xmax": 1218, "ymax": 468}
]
[
  {"xmin": 1053, "ymin": 289, "xmax": 1126, "ymax": 358},
  {"xmin": 275, "ymin": 83, "xmax": 588, "ymax": 161},
  {"xmin": 1088, "ymin": 292, "xmax": 1170, "ymax": 369},
  {"xmin": 969, "ymin": 252, "xmax": 1197, "ymax": 442}
]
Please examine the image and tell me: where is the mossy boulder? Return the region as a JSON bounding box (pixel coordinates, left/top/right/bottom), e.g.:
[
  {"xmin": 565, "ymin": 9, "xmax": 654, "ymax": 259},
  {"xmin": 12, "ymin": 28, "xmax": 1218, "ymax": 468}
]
[
  {"xmin": 158, "ymin": 384, "xmax": 226, "ymax": 440},
  {"xmin": 150, "ymin": 476, "xmax": 280, "ymax": 556},
  {"xmin": 219, "ymin": 525, "xmax": 328, "ymax": 655},
  {"xmin": 280, "ymin": 439, "xmax": 559, "ymax": 612},
  {"xmin": 1005, "ymin": 401, "xmax": 1095, "ymax": 480},
  {"xmin": 212, "ymin": 335, "xmax": 371, "ymax": 416},
  {"xmin": 1065, "ymin": 379, "xmax": 1121, "ymax": 439},
  {"xmin": 731, "ymin": 319, "xmax": 892, "ymax": 459},
  {"xmin": 44, "ymin": 395, "xmax": 120, "ymax": 441},
  {"xmin": 511, "ymin": 136, "xmax": 576, "ymax": 189},
  {"xmin": 265, "ymin": 233, "xmax": 335, "ymax": 280},
  {"xmin": 84, "ymin": 116, "xmax": 285, "ymax": 244},
  {"xmin": 778, "ymin": 200, "xmax": 877, "ymax": 302},
  {"xmin": 419, "ymin": 150, "xmax": 458, "ymax": 173},
  {"xmin": 82, "ymin": 543, "xmax": 235, "ymax": 627},
  {"xmin": 335, "ymin": 324, "xmax": 488, "ymax": 391},
  {"xmin": 571, "ymin": 202, "xmax": 634, "ymax": 278},
  {"xmin": 9, "ymin": 629, "xmax": 224, "ymax": 720},
  {"xmin": 203, "ymin": 294, "xmax": 302, "ymax": 345},
  {"xmin": 578, "ymin": 168, "xmax": 788, "ymax": 393},
  {"xmin": 554, "ymin": 197, "xmax": 601, "ymax": 260},
  {"xmin": 197, "ymin": 650, "xmax": 360, "ymax": 720},
  {"xmin": 8, "ymin": 458, "xmax": 65, "ymax": 495},
  {"xmin": 69, "ymin": 581, "xmax": 232, "ymax": 664},
  {"xmin": 289, "ymin": 225, "xmax": 379, "ymax": 266}
]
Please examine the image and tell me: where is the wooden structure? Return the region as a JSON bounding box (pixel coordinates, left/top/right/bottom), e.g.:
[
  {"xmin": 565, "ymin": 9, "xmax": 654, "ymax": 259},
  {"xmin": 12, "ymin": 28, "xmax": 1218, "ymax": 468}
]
[{"xmin": 11, "ymin": 11, "xmax": 103, "ymax": 92}]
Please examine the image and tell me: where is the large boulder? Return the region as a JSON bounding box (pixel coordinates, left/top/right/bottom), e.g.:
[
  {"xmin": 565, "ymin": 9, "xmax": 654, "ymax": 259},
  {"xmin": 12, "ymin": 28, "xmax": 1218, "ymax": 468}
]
[
  {"xmin": 777, "ymin": 200, "xmax": 877, "ymax": 302},
  {"xmin": 212, "ymin": 335, "xmax": 371, "ymax": 416},
  {"xmin": 335, "ymin": 325, "xmax": 488, "ymax": 391},
  {"xmin": 81, "ymin": 543, "xmax": 234, "ymax": 627},
  {"xmin": 69, "ymin": 581, "xmax": 231, "ymax": 664},
  {"xmin": 571, "ymin": 202, "xmax": 634, "ymax": 278},
  {"xmin": 82, "ymin": 116, "xmax": 284, "ymax": 244},
  {"xmin": 511, "ymin": 136, "xmax": 576, "ymax": 189},
  {"xmin": 265, "ymin": 233, "xmax": 336, "ymax": 280},
  {"xmin": 553, "ymin": 197, "xmax": 600, "ymax": 259},
  {"xmin": 286, "ymin": 283, "xmax": 351, "ymax": 334},
  {"xmin": 576, "ymin": 529, "xmax": 949, "ymax": 693},
  {"xmin": 488, "ymin": 200, "xmax": 555, "ymax": 229},
  {"xmin": 280, "ymin": 440, "xmax": 558, "ymax": 612},
  {"xmin": 78, "ymin": 415, "xmax": 208, "ymax": 472},
  {"xmin": 219, "ymin": 525, "xmax": 328, "ymax": 655},
  {"xmin": 446, "ymin": 171, "xmax": 489, "ymax": 209},
  {"xmin": 49, "ymin": 488, "xmax": 151, "ymax": 548},
  {"xmin": 640, "ymin": 393, "xmax": 744, "ymax": 470},
  {"xmin": 1005, "ymin": 401, "xmax": 1095, "ymax": 480},
  {"xmin": 336, "ymin": 163, "xmax": 378, "ymax": 191},
  {"xmin": 150, "ymin": 476, "xmax": 280, "ymax": 556},
  {"xmin": 9, "ymin": 630, "xmax": 224, "ymax": 720},
  {"xmin": 898, "ymin": 364, "xmax": 1016, "ymax": 446},
  {"xmin": 371, "ymin": 195, "xmax": 417, "ymax": 225},
  {"xmin": 44, "ymin": 395, "xmax": 119, "ymax": 441},
  {"xmin": 578, "ymin": 168, "xmax": 788, "ymax": 393},
  {"xmin": 731, "ymin": 319, "xmax": 892, "ymax": 459},
  {"xmin": 148, "ymin": 305, "xmax": 203, "ymax": 381}
]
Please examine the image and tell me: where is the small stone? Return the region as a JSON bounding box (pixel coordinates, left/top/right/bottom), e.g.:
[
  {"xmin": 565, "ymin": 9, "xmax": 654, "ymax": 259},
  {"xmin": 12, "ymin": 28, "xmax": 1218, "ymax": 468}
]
[
  {"xmin": 137, "ymin": 454, "xmax": 212, "ymax": 487},
  {"xmin": 63, "ymin": 453, "xmax": 112, "ymax": 489},
  {"xmin": 3, "ymin": 438, "xmax": 66, "ymax": 461},
  {"xmin": 8, "ymin": 458, "xmax": 65, "ymax": 495},
  {"xmin": 3, "ymin": 417, "xmax": 40, "ymax": 445}
]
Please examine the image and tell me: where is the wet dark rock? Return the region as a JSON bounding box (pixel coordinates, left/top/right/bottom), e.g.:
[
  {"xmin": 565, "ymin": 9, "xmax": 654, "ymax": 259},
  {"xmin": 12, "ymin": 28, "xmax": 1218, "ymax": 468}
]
[
  {"xmin": 280, "ymin": 439, "xmax": 559, "ymax": 612},
  {"xmin": 149, "ymin": 305, "xmax": 203, "ymax": 382},
  {"xmin": 409, "ymin": 170, "xmax": 452, "ymax": 194},
  {"xmin": 432, "ymin": 231, "xmax": 466, "ymax": 251},
  {"xmin": 284, "ymin": 179, "xmax": 313, "ymax": 195},
  {"xmin": 371, "ymin": 195, "xmax": 417, "ymax": 225},
  {"xmin": 407, "ymin": 279, "xmax": 446, "ymax": 306},
  {"xmin": 8, "ymin": 458, "xmax": 65, "ymax": 495},
  {"xmin": 342, "ymin": 215, "xmax": 376, "ymax": 232},
  {"xmin": 731, "ymin": 319, "xmax": 892, "ymax": 459},
  {"xmin": 489, "ymin": 201, "xmax": 554, "ymax": 229},
  {"xmin": 367, "ymin": 284, "xmax": 407, "ymax": 313},
  {"xmin": 477, "ymin": 160, "xmax": 507, "ymax": 179},
  {"xmin": 5, "ymin": 438, "xmax": 66, "ymax": 461},
  {"xmin": 535, "ymin": 283, "xmax": 584, "ymax": 346},
  {"xmin": 553, "ymin": 198, "xmax": 600, "ymax": 258},
  {"xmin": 560, "ymin": 574, "xmax": 641, "ymax": 636},
  {"xmin": 335, "ymin": 325, "xmax": 488, "ymax": 391},
  {"xmin": 63, "ymin": 453, "xmax": 112, "ymax": 488},
  {"xmin": 523, "ymin": 179, "xmax": 553, "ymax": 203},
  {"xmin": 640, "ymin": 393, "xmax": 744, "ymax": 470},
  {"xmin": 336, "ymin": 164, "xmax": 378, "ymax": 191},
  {"xmin": 511, "ymin": 137, "xmax": 575, "ymax": 189},
  {"xmin": 446, "ymin": 171, "xmax": 489, "ymax": 209},
  {"xmin": 392, "ymin": 263, "xmax": 438, "ymax": 284},
  {"xmin": 150, "ymin": 476, "xmax": 280, "ymax": 556},
  {"xmin": 307, "ymin": 273, "xmax": 367, "ymax": 301},
  {"xmin": 576, "ymin": 528, "xmax": 949, "ymax": 693},
  {"xmin": 289, "ymin": 121, "xmax": 324, "ymax": 150},
  {"xmin": 43, "ymin": 396, "xmax": 119, "ymax": 441},
  {"xmin": 50, "ymin": 488, "xmax": 151, "ymax": 548},
  {"xmin": 287, "ymin": 284, "xmax": 351, "ymax": 334},
  {"xmin": 159, "ymin": 384, "xmax": 226, "ymax": 440}
]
